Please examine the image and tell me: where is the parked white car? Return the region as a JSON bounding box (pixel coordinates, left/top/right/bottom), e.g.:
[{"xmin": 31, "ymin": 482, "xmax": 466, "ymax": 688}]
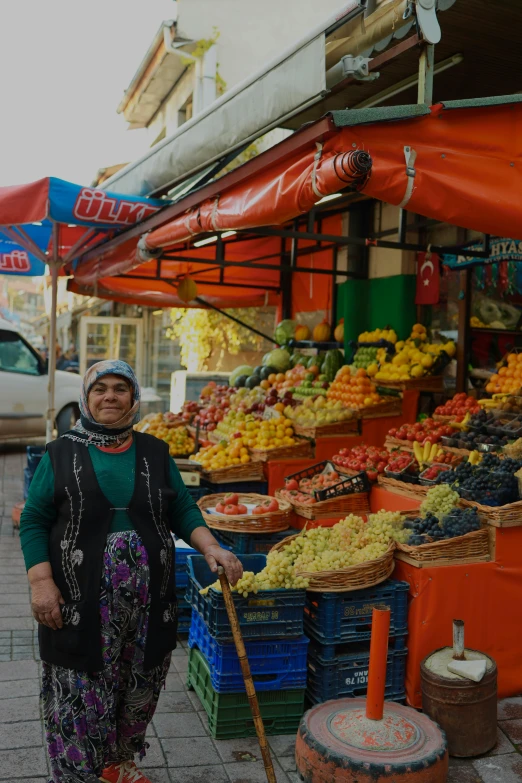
[{"xmin": 0, "ymin": 319, "xmax": 83, "ymax": 441}]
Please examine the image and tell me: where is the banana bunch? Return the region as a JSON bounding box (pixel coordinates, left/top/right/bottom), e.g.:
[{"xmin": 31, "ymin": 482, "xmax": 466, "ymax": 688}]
[
  {"xmin": 449, "ymin": 411, "xmax": 472, "ymax": 431},
  {"xmin": 478, "ymin": 395, "xmax": 508, "ymax": 408},
  {"xmin": 413, "ymin": 440, "xmax": 446, "ymax": 467},
  {"xmin": 468, "ymin": 450, "xmax": 483, "ymax": 465}
]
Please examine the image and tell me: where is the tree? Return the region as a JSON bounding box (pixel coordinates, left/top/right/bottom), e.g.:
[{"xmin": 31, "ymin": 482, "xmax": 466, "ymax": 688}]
[{"xmin": 167, "ymin": 307, "xmax": 269, "ymax": 372}]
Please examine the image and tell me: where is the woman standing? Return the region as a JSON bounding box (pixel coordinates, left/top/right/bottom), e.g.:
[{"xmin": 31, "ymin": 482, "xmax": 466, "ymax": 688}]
[{"xmin": 20, "ymin": 360, "xmax": 242, "ymax": 783}]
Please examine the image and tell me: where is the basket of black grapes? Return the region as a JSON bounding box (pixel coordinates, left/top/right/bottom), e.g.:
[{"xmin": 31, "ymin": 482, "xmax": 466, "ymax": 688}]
[
  {"xmin": 436, "ymin": 453, "xmax": 522, "ymax": 507},
  {"xmin": 397, "ymin": 506, "xmax": 488, "ymax": 563}
]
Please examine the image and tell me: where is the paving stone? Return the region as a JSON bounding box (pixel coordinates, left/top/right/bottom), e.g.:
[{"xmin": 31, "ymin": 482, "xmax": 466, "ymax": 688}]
[
  {"xmin": 0, "ymin": 659, "xmax": 38, "ymax": 680},
  {"xmin": 474, "ymin": 754, "xmax": 522, "ymax": 782},
  {"xmin": 278, "ymin": 756, "xmax": 297, "ymax": 773},
  {"xmin": 0, "ymin": 719, "xmax": 43, "ymax": 749},
  {"xmin": 0, "ymin": 655, "xmax": 10, "ymax": 661},
  {"xmin": 268, "ymin": 735, "xmax": 297, "ymax": 757},
  {"xmin": 154, "ymin": 690, "xmax": 195, "ymax": 714},
  {"xmin": 153, "ymin": 711, "xmax": 207, "ymax": 738},
  {"xmin": 0, "ymin": 746, "xmax": 48, "ymax": 779},
  {"xmin": 140, "ymin": 770, "xmax": 171, "ymax": 783},
  {"xmin": 162, "ymin": 736, "xmax": 221, "ymax": 768},
  {"xmin": 486, "ymin": 726, "xmax": 517, "ymax": 756},
  {"xmin": 172, "ymin": 655, "xmax": 189, "ymax": 674},
  {"xmin": 498, "ymin": 697, "xmax": 522, "ymax": 721},
  {"xmin": 0, "ymin": 566, "xmax": 26, "ymax": 574},
  {"xmin": 164, "ymin": 672, "xmax": 185, "ymax": 691},
  {"xmin": 173, "ymin": 645, "xmax": 188, "ymax": 657},
  {"xmin": 213, "ymin": 737, "xmax": 263, "ymax": 764},
  {"xmin": 447, "ymin": 759, "xmax": 483, "ymax": 782},
  {"xmin": 12, "ymin": 651, "xmax": 34, "ymax": 660},
  {"xmin": 142, "ymin": 737, "xmax": 166, "ymax": 768},
  {"xmin": 0, "ymin": 616, "xmax": 33, "ymax": 630},
  {"xmin": 0, "ymin": 695, "xmax": 40, "ymax": 722},
  {"xmin": 187, "ymin": 690, "xmax": 207, "ymax": 712},
  {"xmin": 499, "ymin": 719, "xmax": 522, "ymax": 746},
  {"xmin": 0, "ymin": 678, "xmax": 40, "ymax": 699},
  {"xmin": 168, "ymin": 764, "xmax": 229, "ymax": 783},
  {"xmin": 0, "ymin": 593, "xmax": 31, "ymax": 604},
  {"xmin": 224, "ymin": 760, "xmax": 289, "ymax": 783},
  {"xmin": 0, "ymin": 605, "xmax": 31, "ymax": 617}
]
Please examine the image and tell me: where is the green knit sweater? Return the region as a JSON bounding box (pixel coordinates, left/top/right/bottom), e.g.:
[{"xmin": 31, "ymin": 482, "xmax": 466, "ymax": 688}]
[{"xmin": 19, "ymin": 440, "xmax": 207, "ymax": 571}]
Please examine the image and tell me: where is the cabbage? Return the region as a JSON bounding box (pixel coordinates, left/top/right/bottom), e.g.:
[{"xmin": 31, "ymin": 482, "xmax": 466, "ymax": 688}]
[
  {"xmin": 262, "ymin": 348, "xmax": 291, "ymax": 372},
  {"xmin": 274, "ymin": 319, "xmax": 296, "ymax": 345},
  {"xmin": 229, "ymin": 365, "xmax": 253, "ymax": 386}
]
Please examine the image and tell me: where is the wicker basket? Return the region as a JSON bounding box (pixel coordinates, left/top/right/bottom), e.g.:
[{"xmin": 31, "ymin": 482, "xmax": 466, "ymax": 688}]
[
  {"xmin": 433, "ymin": 414, "xmax": 457, "ymax": 423},
  {"xmin": 197, "ymin": 493, "xmax": 291, "ymax": 533},
  {"xmin": 269, "ymin": 534, "xmax": 396, "ymax": 592},
  {"xmin": 276, "ymin": 489, "xmax": 370, "ymax": 520},
  {"xmin": 459, "ymin": 497, "xmax": 522, "ymax": 528},
  {"xmin": 385, "ymin": 437, "xmax": 414, "ymax": 453},
  {"xmin": 292, "ymin": 418, "xmax": 360, "ymax": 439},
  {"xmin": 395, "ymin": 528, "xmax": 490, "ymax": 567},
  {"xmin": 377, "ymin": 475, "xmax": 428, "ymax": 499},
  {"xmin": 198, "ymin": 462, "xmax": 265, "ymax": 484},
  {"xmin": 250, "ymin": 438, "xmax": 314, "ymax": 463}
]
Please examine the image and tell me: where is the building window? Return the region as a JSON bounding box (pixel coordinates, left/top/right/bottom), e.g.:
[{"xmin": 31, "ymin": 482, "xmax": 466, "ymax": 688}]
[{"xmin": 178, "ymin": 95, "xmax": 193, "ymax": 127}]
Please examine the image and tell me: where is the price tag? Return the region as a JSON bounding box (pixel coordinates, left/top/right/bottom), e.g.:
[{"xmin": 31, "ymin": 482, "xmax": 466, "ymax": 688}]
[
  {"xmin": 263, "ymin": 407, "xmax": 281, "ymax": 420},
  {"xmin": 140, "ymin": 422, "xmax": 150, "ymax": 433}
]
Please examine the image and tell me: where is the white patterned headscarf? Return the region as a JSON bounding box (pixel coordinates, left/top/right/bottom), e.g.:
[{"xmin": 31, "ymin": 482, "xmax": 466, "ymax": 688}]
[{"xmin": 62, "ymin": 360, "xmax": 140, "ymax": 447}]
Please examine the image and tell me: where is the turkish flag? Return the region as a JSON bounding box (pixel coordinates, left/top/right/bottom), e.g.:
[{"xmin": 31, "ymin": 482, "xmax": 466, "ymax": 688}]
[{"xmin": 415, "ymin": 251, "xmax": 440, "ymax": 305}]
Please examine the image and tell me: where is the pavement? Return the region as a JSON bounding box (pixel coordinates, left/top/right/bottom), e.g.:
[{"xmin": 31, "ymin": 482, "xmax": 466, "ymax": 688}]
[{"xmin": 2, "ymin": 447, "xmax": 522, "ymax": 782}]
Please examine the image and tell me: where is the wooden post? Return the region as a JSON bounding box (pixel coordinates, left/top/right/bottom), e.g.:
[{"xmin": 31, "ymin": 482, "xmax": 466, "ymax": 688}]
[
  {"xmin": 418, "ymin": 43, "xmax": 435, "ymax": 105},
  {"xmin": 456, "ymin": 268, "xmax": 471, "ymax": 393},
  {"xmin": 217, "ymin": 567, "xmax": 277, "ymax": 783}
]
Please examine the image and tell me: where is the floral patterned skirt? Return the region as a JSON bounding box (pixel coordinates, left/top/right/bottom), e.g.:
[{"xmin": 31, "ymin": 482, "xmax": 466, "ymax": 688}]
[{"xmin": 42, "ymin": 531, "xmax": 172, "ymax": 783}]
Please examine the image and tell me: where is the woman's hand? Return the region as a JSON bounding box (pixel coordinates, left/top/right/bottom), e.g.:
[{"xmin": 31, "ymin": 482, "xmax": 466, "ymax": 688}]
[
  {"xmin": 30, "ymin": 577, "xmax": 65, "ymax": 630},
  {"xmin": 203, "ymin": 545, "xmax": 243, "ymax": 587}
]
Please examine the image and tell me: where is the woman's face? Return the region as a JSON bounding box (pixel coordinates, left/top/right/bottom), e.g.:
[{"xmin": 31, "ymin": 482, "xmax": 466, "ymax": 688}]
[{"xmin": 87, "ymin": 374, "xmax": 133, "ymax": 425}]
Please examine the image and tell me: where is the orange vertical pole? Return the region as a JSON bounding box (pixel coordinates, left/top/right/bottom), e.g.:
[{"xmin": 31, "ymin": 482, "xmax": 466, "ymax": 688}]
[{"xmin": 366, "ymin": 607, "xmax": 391, "ymax": 721}]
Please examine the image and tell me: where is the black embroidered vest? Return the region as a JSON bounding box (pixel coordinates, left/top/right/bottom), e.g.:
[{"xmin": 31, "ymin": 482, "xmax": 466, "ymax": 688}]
[{"xmin": 41, "ymin": 432, "xmax": 178, "ymax": 672}]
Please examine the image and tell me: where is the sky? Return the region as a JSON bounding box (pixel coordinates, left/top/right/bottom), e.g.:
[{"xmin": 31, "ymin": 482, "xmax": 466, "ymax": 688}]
[{"xmin": 0, "ymin": 0, "xmax": 175, "ymax": 187}]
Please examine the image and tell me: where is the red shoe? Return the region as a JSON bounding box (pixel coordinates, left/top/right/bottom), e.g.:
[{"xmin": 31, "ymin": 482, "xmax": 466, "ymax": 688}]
[{"xmin": 100, "ymin": 761, "xmax": 152, "ymax": 783}]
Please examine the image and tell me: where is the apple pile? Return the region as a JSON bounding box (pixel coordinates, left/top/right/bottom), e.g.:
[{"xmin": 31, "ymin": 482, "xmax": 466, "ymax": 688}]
[
  {"xmin": 434, "ymin": 392, "xmax": 480, "ymax": 421},
  {"xmin": 213, "ymin": 492, "xmax": 280, "ymax": 516},
  {"xmin": 332, "ymin": 445, "xmax": 390, "ymax": 482},
  {"xmin": 388, "ymin": 419, "xmax": 454, "ymax": 446}
]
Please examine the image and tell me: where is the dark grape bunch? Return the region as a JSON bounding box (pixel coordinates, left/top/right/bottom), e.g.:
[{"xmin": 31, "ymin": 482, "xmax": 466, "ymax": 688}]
[
  {"xmin": 437, "ymin": 453, "xmax": 522, "ymax": 506},
  {"xmin": 404, "ymin": 507, "xmax": 480, "ymax": 545}
]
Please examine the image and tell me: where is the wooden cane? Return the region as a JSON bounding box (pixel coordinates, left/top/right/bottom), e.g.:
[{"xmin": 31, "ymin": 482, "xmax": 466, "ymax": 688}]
[{"xmin": 217, "ymin": 566, "xmax": 277, "ymax": 783}]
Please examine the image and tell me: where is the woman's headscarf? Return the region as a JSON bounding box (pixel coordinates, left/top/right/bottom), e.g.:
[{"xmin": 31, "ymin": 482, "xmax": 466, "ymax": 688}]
[{"xmin": 62, "ymin": 360, "xmax": 141, "ymax": 447}]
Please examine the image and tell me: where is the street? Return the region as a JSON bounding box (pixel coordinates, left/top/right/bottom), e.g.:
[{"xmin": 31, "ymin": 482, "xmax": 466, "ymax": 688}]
[{"xmin": 0, "ymin": 448, "xmax": 521, "ymax": 782}]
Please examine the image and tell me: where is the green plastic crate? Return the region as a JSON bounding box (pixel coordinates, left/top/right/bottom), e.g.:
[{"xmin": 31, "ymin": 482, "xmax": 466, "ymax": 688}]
[{"xmin": 187, "ymin": 648, "xmax": 305, "ymax": 740}]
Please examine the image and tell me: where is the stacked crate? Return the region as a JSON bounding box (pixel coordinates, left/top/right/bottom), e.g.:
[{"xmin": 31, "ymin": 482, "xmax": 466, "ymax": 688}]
[
  {"xmin": 174, "ymin": 541, "xmax": 198, "ymax": 633},
  {"xmin": 212, "ymin": 527, "xmax": 298, "ymax": 556},
  {"xmin": 186, "ymin": 553, "xmax": 308, "ymax": 739},
  {"xmin": 303, "ymin": 580, "xmax": 409, "ymax": 705}
]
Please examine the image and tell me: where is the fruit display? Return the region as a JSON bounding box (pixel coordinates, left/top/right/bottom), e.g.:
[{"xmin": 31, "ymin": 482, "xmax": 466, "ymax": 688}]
[
  {"xmin": 135, "ymin": 414, "xmax": 195, "ymax": 456},
  {"xmin": 352, "ymin": 346, "xmax": 379, "ymax": 371},
  {"xmin": 404, "ymin": 507, "xmax": 481, "ymax": 545},
  {"xmin": 419, "ymin": 464, "xmax": 453, "ymax": 482},
  {"xmin": 212, "ymin": 493, "xmax": 279, "ymax": 517},
  {"xmin": 193, "ymin": 439, "xmax": 252, "ymax": 469},
  {"xmin": 438, "ymin": 453, "xmax": 522, "ymax": 506},
  {"xmin": 200, "ymin": 512, "xmax": 409, "ymax": 597},
  {"xmin": 313, "ymin": 320, "xmax": 332, "ymax": 342},
  {"xmin": 434, "ymin": 392, "xmax": 480, "ymax": 420},
  {"xmin": 420, "ymin": 484, "xmax": 460, "ymax": 517},
  {"xmin": 486, "ymin": 352, "xmax": 522, "ymax": 395},
  {"xmin": 388, "ymin": 419, "xmax": 452, "ymax": 446},
  {"xmin": 332, "ymin": 444, "xmax": 390, "ymax": 482},
  {"xmin": 495, "ymin": 396, "xmax": 522, "ymax": 414},
  {"xmin": 358, "ymin": 328, "xmax": 397, "ymax": 344},
  {"xmin": 283, "ymin": 397, "xmax": 355, "ymax": 429},
  {"xmin": 412, "ymin": 440, "xmax": 453, "ymax": 467},
  {"xmin": 386, "ymin": 452, "xmax": 415, "ymax": 476},
  {"xmin": 458, "ymin": 430, "xmax": 510, "ymax": 452},
  {"xmin": 327, "ymin": 367, "xmax": 384, "ymax": 410},
  {"xmin": 280, "ymin": 468, "xmax": 344, "ymax": 505}
]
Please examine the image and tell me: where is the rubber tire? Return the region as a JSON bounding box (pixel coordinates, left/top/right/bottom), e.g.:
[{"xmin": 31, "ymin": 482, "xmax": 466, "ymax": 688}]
[{"xmin": 56, "ymin": 405, "xmax": 80, "ymax": 437}]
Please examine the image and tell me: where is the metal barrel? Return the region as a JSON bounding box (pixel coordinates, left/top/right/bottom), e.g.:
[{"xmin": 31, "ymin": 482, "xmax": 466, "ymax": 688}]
[{"xmin": 421, "ymin": 648, "xmax": 497, "ymax": 758}]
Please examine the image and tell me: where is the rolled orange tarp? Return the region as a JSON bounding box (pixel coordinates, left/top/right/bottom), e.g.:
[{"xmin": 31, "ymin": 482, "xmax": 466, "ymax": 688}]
[{"xmin": 143, "ymin": 148, "xmax": 371, "ymax": 252}]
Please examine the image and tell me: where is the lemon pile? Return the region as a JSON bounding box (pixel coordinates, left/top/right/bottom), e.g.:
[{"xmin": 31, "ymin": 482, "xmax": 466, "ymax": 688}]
[
  {"xmin": 375, "ymin": 324, "xmax": 456, "ymax": 382},
  {"xmin": 241, "ymin": 417, "xmax": 296, "ymax": 450},
  {"xmin": 359, "ymin": 328, "xmax": 397, "ymax": 344},
  {"xmin": 201, "ymin": 512, "xmax": 409, "ymax": 597},
  {"xmin": 194, "ymin": 439, "xmax": 251, "ymax": 469}
]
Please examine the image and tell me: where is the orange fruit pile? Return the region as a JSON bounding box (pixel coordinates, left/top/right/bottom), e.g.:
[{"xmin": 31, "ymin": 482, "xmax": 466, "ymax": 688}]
[
  {"xmin": 486, "ymin": 353, "xmax": 522, "ymax": 395},
  {"xmin": 327, "ymin": 367, "xmax": 383, "ymax": 409}
]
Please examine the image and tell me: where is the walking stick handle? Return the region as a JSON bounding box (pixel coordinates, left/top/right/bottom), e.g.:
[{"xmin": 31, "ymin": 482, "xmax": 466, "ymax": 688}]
[{"xmin": 217, "ymin": 567, "xmax": 277, "ymax": 783}]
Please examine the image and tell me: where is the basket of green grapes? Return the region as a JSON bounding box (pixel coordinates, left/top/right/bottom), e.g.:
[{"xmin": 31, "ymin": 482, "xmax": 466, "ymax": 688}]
[
  {"xmin": 268, "ymin": 511, "xmax": 410, "ymax": 592},
  {"xmin": 395, "ymin": 484, "xmax": 490, "ymax": 565}
]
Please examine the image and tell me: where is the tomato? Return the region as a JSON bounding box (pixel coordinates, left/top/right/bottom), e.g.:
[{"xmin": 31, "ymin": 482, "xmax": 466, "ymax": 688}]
[
  {"xmin": 367, "ymin": 469, "xmax": 378, "ymax": 482},
  {"xmin": 252, "ymin": 505, "xmax": 265, "ymax": 515},
  {"xmin": 406, "ymin": 432, "xmax": 416, "ymax": 442},
  {"xmin": 388, "ymin": 428, "xmax": 398, "ymax": 437},
  {"xmin": 224, "ymin": 492, "xmax": 239, "ymax": 506},
  {"xmin": 286, "ymin": 479, "xmax": 298, "ymax": 491},
  {"xmin": 266, "ymin": 499, "xmax": 279, "ymax": 512},
  {"xmin": 224, "ymin": 504, "xmax": 238, "ymax": 516},
  {"xmin": 236, "ymin": 504, "xmax": 248, "ymax": 515},
  {"xmin": 377, "ymin": 461, "xmax": 387, "ymax": 473},
  {"xmin": 414, "ymin": 432, "xmax": 424, "ymax": 442},
  {"xmin": 215, "ymin": 502, "xmax": 225, "ymax": 513}
]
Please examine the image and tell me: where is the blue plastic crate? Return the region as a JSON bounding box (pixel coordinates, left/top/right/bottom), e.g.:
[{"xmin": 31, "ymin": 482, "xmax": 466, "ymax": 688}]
[
  {"xmin": 23, "ymin": 467, "xmax": 32, "ymax": 500},
  {"xmin": 304, "ymin": 580, "xmax": 409, "ymax": 645},
  {"xmin": 188, "ymin": 609, "xmax": 309, "ymax": 692},
  {"xmin": 306, "ymin": 636, "xmax": 407, "ymax": 705},
  {"xmin": 26, "ymin": 446, "xmax": 45, "ymax": 474},
  {"xmin": 187, "ymin": 554, "xmax": 306, "ymax": 642},
  {"xmin": 177, "ymin": 609, "xmax": 192, "ymax": 634},
  {"xmin": 201, "ymin": 479, "xmax": 268, "ymax": 495},
  {"xmin": 212, "ymin": 528, "xmax": 298, "ymax": 556},
  {"xmin": 175, "ymin": 544, "xmax": 198, "ymax": 589}
]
